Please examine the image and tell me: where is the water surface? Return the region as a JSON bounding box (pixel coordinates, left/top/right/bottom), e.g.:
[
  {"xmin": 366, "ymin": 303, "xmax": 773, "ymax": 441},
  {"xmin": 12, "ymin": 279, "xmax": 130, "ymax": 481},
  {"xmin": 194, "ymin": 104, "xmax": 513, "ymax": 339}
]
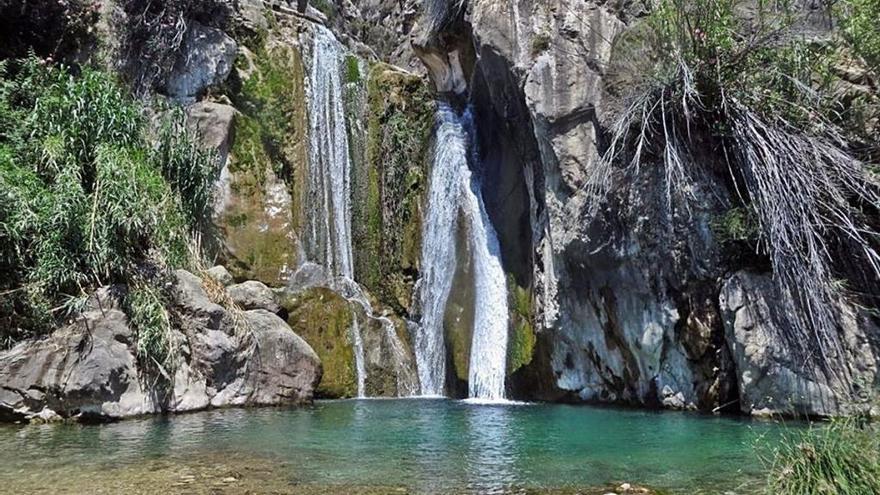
[{"xmin": 0, "ymin": 399, "xmax": 790, "ymax": 494}]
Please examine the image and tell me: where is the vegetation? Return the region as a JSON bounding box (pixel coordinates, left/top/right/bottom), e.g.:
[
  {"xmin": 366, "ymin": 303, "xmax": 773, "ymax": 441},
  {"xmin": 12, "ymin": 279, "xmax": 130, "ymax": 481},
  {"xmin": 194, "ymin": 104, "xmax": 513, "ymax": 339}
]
[
  {"xmin": 354, "ymin": 64, "xmax": 435, "ymax": 316},
  {"xmin": 0, "ymin": 58, "xmax": 217, "ymax": 371},
  {"xmin": 599, "ymin": 0, "xmax": 880, "ymax": 380},
  {"xmin": 764, "ymin": 419, "xmax": 880, "ymax": 495}
]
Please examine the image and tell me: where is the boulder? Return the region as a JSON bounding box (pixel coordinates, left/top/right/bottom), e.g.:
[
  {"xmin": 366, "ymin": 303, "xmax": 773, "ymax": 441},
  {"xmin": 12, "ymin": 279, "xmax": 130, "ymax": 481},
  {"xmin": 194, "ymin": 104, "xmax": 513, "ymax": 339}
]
[
  {"xmin": 0, "ymin": 271, "xmax": 322, "ymax": 422},
  {"xmin": 205, "ymin": 265, "xmax": 235, "ymax": 286},
  {"xmin": 0, "ymin": 290, "xmax": 159, "ymax": 421},
  {"xmin": 186, "ymin": 102, "xmax": 236, "ymax": 167},
  {"xmin": 165, "ymin": 22, "xmax": 237, "ymax": 102},
  {"xmin": 227, "ymin": 280, "xmax": 283, "ymax": 315},
  {"xmin": 719, "ymin": 271, "xmax": 879, "ymax": 416}
]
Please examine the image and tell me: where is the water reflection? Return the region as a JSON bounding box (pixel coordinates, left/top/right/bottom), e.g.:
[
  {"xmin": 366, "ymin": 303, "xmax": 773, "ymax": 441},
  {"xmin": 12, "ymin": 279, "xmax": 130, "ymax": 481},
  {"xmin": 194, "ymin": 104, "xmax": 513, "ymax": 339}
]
[
  {"xmin": 464, "ymin": 403, "xmax": 518, "ymax": 493},
  {"xmin": 0, "ymin": 399, "xmax": 790, "ymax": 494}
]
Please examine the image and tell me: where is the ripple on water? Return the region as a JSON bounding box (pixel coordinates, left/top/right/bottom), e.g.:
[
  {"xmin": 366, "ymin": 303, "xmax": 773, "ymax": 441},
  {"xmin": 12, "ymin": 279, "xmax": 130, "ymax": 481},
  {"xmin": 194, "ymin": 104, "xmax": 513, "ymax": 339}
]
[{"xmin": 0, "ymin": 399, "xmax": 793, "ymax": 494}]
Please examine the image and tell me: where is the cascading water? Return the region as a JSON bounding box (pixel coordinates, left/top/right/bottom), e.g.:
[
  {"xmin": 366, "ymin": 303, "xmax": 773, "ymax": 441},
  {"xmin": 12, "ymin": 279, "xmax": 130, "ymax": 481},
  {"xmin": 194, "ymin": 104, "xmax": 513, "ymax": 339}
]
[
  {"xmin": 414, "ymin": 103, "xmax": 466, "ymax": 396},
  {"xmin": 460, "ymin": 168, "xmax": 509, "ymax": 401},
  {"xmin": 307, "ymin": 25, "xmax": 365, "ymax": 397},
  {"xmin": 307, "ymin": 25, "xmax": 355, "ymax": 280},
  {"xmin": 415, "ymin": 103, "xmax": 510, "ymax": 400}
]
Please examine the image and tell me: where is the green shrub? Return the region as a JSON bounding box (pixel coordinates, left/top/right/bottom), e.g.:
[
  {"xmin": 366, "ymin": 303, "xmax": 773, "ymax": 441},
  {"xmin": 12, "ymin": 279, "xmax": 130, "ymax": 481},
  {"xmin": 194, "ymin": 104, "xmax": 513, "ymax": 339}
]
[
  {"xmin": 838, "ymin": 0, "xmax": 880, "ymax": 72},
  {"xmin": 597, "ymin": 0, "xmax": 880, "ymax": 378},
  {"xmin": 0, "ymin": 58, "xmax": 216, "ymax": 357},
  {"xmin": 765, "ymin": 419, "xmax": 880, "ymax": 495}
]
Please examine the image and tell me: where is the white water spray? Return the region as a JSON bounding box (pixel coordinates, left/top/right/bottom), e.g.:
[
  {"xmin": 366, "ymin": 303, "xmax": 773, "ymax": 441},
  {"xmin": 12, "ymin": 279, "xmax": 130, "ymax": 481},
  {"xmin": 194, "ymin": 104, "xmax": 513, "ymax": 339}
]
[
  {"xmin": 415, "ymin": 103, "xmax": 510, "ymax": 400},
  {"xmin": 308, "ymin": 26, "xmax": 364, "ymax": 396}
]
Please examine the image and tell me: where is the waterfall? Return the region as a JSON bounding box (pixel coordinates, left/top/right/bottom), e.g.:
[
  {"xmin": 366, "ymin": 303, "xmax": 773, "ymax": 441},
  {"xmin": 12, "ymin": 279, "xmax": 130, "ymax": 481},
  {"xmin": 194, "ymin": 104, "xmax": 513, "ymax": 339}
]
[
  {"xmin": 414, "ymin": 103, "xmax": 466, "ymax": 396},
  {"xmin": 307, "ymin": 25, "xmax": 364, "ymax": 396},
  {"xmin": 461, "ymin": 169, "xmax": 509, "ymax": 401},
  {"xmin": 415, "ymin": 103, "xmax": 510, "ymax": 400},
  {"xmin": 307, "ymin": 25, "xmax": 355, "ymax": 279}
]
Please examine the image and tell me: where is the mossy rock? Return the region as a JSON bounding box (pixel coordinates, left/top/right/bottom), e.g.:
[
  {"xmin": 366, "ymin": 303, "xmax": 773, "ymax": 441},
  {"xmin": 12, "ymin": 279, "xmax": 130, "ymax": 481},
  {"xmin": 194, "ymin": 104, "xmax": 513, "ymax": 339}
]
[
  {"xmin": 281, "ymin": 288, "xmax": 357, "ymax": 398},
  {"xmin": 507, "ymin": 279, "xmax": 536, "ymax": 374},
  {"xmin": 217, "ymin": 32, "xmax": 309, "ymax": 286},
  {"xmin": 351, "ymin": 63, "xmax": 436, "ymax": 317}
]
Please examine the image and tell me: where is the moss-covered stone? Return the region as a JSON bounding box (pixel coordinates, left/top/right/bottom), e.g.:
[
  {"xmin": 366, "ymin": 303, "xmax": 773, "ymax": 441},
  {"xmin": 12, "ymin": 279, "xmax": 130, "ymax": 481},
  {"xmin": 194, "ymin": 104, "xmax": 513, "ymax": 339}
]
[
  {"xmin": 351, "ymin": 63, "xmax": 435, "ymax": 317},
  {"xmin": 215, "ymin": 32, "xmax": 309, "ymax": 286},
  {"xmin": 507, "ymin": 278, "xmax": 536, "ymax": 375},
  {"xmin": 281, "ymin": 287, "xmax": 357, "ymax": 398}
]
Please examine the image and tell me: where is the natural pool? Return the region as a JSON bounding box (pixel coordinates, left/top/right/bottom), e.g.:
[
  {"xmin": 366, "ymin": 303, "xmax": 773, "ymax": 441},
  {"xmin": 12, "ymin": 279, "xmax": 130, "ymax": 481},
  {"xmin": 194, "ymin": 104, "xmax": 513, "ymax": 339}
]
[{"xmin": 0, "ymin": 399, "xmax": 793, "ymax": 494}]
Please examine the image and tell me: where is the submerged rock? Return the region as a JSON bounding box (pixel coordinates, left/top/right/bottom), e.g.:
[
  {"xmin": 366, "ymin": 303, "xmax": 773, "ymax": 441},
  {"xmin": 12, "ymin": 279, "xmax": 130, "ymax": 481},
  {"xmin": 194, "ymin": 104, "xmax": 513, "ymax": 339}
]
[{"xmin": 0, "ymin": 271, "xmax": 321, "ymax": 422}]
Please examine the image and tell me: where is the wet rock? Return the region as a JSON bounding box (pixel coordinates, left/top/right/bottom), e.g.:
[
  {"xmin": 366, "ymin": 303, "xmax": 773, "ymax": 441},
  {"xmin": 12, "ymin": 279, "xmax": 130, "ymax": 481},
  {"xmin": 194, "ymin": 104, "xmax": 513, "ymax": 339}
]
[
  {"xmin": 227, "ymin": 280, "xmax": 283, "ymax": 316},
  {"xmin": 166, "ymin": 22, "xmax": 237, "ymax": 102}
]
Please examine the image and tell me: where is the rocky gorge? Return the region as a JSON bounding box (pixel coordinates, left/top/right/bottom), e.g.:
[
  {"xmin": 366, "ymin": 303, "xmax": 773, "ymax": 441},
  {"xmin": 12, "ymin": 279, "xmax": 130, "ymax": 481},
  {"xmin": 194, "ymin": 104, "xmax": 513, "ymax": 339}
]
[{"xmin": 0, "ymin": 0, "xmax": 878, "ymax": 428}]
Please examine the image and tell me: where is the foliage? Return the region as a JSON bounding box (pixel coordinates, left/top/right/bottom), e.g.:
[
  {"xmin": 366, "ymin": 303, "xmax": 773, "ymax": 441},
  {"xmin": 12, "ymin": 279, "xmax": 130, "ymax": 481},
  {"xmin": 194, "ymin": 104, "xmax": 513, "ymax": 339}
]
[
  {"xmin": 116, "ymin": 0, "xmax": 232, "ymax": 94},
  {"xmin": 125, "ymin": 279, "xmax": 176, "ymax": 376},
  {"xmin": 838, "ymin": 0, "xmax": 880, "ymax": 72},
  {"xmin": 0, "ymin": 0, "xmax": 100, "ymax": 60},
  {"xmin": 0, "ymin": 58, "xmax": 217, "ymax": 356},
  {"xmin": 531, "ymin": 33, "xmax": 552, "ymax": 57},
  {"xmin": 597, "ymin": 0, "xmax": 880, "ymax": 380},
  {"xmin": 764, "ymin": 419, "xmax": 880, "ymax": 495},
  {"xmin": 711, "ymin": 207, "xmax": 760, "ymax": 244}
]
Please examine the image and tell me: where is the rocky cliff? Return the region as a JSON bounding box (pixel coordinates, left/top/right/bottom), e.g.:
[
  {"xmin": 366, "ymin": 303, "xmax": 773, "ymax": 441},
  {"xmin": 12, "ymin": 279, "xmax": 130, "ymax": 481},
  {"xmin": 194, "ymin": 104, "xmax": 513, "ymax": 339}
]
[
  {"xmin": 0, "ymin": 0, "xmax": 876, "ymax": 419},
  {"xmin": 411, "ymin": 0, "xmax": 879, "ymax": 416}
]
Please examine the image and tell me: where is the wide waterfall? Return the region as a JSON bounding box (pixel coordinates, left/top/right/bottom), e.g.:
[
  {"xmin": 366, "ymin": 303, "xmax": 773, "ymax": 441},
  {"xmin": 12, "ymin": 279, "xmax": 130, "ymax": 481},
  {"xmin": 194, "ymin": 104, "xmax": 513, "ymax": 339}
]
[
  {"xmin": 307, "ymin": 25, "xmax": 365, "ymax": 397},
  {"xmin": 415, "ymin": 103, "xmax": 510, "ymax": 400}
]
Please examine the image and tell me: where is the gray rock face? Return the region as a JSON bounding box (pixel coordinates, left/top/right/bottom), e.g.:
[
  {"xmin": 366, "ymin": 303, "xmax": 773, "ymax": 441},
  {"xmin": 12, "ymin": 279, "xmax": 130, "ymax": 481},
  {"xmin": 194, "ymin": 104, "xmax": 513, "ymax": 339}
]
[
  {"xmin": 415, "ymin": 0, "xmax": 877, "ymax": 415},
  {"xmin": 227, "ymin": 280, "xmax": 284, "ymax": 315},
  {"xmin": 166, "ymin": 22, "xmax": 237, "ymax": 102},
  {"xmin": 186, "ymin": 102, "xmax": 236, "ymax": 168},
  {"xmin": 205, "ymin": 265, "xmax": 235, "ymax": 286},
  {"xmin": 720, "ymin": 271, "xmax": 879, "ymax": 416},
  {"xmin": 0, "ymin": 272, "xmax": 321, "ymax": 422}
]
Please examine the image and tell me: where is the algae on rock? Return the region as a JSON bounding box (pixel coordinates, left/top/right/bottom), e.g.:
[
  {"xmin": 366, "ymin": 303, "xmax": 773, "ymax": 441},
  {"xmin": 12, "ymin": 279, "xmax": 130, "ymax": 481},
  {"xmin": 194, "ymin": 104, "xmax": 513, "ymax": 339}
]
[
  {"xmin": 215, "ymin": 34, "xmax": 309, "ymax": 287},
  {"xmin": 282, "ymin": 287, "xmax": 358, "ymax": 398},
  {"xmin": 351, "ymin": 63, "xmax": 436, "ymax": 317}
]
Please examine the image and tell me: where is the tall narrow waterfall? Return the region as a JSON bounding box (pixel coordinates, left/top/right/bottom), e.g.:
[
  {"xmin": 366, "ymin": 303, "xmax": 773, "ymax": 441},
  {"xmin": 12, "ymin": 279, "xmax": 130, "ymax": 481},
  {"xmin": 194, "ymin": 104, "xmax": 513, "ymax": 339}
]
[
  {"xmin": 307, "ymin": 25, "xmax": 355, "ymax": 280},
  {"xmin": 461, "ymin": 168, "xmax": 509, "ymax": 401},
  {"xmin": 414, "ymin": 103, "xmax": 466, "ymax": 396},
  {"xmin": 415, "ymin": 103, "xmax": 510, "ymax": 400},
  {"xmin": 308, "ymin": 26, "xmax": 365, "ymax": 397}
]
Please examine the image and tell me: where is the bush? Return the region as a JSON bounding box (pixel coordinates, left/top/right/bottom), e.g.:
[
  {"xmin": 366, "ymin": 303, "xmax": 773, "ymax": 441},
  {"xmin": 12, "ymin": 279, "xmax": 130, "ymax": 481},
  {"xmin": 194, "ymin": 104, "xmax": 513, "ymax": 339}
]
[
  {"xmin": 764, "ymin": 419, "xmax": 880, "ymax": 495},
  {"xmin": 0, "ymin": 58, "xmax": 217, "ymax": 357},
  {"xmin": 596, "ymin": 0, "xmax": 880, "ymax": 380}
]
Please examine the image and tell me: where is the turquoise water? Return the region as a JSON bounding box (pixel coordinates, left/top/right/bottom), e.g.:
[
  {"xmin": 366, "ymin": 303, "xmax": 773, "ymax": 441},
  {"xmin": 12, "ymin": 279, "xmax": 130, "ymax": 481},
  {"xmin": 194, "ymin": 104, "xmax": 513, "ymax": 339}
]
[{"xmin": 0, "ymin": 399, "xmax": 791, "ymax": 493}]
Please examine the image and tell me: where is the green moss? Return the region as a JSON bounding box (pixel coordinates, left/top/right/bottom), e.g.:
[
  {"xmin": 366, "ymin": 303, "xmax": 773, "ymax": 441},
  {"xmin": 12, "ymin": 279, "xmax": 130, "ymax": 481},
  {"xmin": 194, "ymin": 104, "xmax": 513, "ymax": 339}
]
[
  {"xmin": 217, "ymin": 34, "xmax": 309, "ymax": 286},
  {"xmin": 711, "ymin": 206, "xmax": 760, "ymax": 244},
  {"xmin": 345, "ymin": 55, "xmax": 361, "ymax": 84},
  {"xmin": 281, "ymin": 288, "xmax": 357, "ymax": 398},
  {"xmin": 507, "ymin": 278, "xmax": 536, "ymax": 374},
  {"xmin": 351, "ymin": 63, "xmax": 435, "ymax": 316},
  {"xmin": 531, "ymin": 33, "xmax": 551, "ymax": 56}
]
